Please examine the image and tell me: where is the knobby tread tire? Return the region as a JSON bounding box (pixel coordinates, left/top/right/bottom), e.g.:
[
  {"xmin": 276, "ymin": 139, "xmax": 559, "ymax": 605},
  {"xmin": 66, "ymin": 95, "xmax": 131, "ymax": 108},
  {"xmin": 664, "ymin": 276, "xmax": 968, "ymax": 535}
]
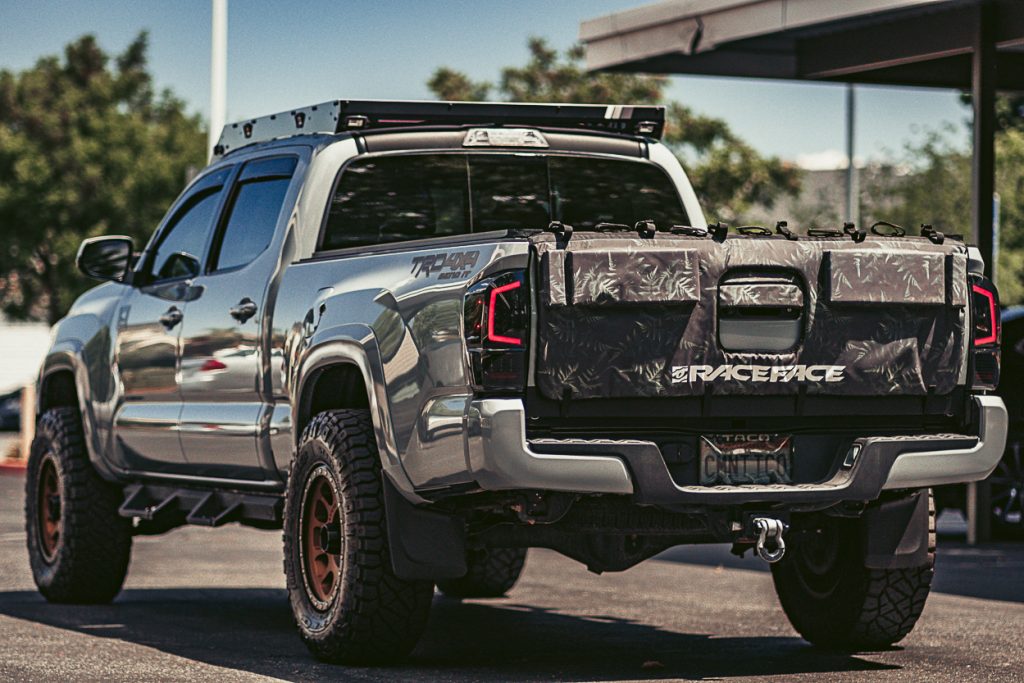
[
  {"xmin": 436, "ymin": 547, "xmax": 527, "ymax": 599},
  {"xmin": 25, "ymin": 407, "xmax": 132, "ymax": 604},
  {"xmin": 283, "ymin": 409, "xmax": 433, "ymax": 664},
  {"xmin": 771, "ymin": 491, "xmax": 935, "ymax": 650}
]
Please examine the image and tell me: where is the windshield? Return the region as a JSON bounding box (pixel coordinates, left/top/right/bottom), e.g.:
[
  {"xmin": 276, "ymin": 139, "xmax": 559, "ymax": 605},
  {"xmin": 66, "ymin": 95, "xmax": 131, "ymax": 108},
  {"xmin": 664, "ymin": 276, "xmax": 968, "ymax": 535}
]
[{"xmin": 321, "ymin": 153, "xmax": 688, "ymax": 250}]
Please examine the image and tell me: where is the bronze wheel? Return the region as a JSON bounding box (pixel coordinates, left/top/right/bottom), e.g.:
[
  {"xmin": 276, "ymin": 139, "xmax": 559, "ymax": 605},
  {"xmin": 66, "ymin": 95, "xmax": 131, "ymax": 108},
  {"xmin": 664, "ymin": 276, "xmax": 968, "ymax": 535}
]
[
  {"xmin": 36, "ymin": 454, "xmax": 62, "ymax": 563},
  {"xmin": 299, "ymin": 465, "xmax": 343, "ymax": 610},
  {"xmin": 283, "ymin": 409, "xmax": 433, "ymax": 663},
  {"xmin": 25, "ymin": 407, "xmax": 132, "ymax": 603}
]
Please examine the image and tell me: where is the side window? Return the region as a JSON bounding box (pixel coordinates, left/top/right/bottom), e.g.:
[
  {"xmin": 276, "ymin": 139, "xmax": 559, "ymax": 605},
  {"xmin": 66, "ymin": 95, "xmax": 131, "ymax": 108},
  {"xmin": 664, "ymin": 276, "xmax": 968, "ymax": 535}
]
[
  {"xmin": 210, "ymin": 156, "xmax": 297, "ymax": 271},
  {"xmin": 321, "ymin": 155, "xmax": 468, "ymax": 251},
  {"xmin": 149, "ymin": 188, "xmax": 223, "ymax": 280}
]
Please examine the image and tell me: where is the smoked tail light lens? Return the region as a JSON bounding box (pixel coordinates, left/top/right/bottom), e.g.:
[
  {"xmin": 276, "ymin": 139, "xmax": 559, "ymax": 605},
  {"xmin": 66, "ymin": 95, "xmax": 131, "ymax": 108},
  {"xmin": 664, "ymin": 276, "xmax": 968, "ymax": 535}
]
[
  {"xmin": 971, "ymin": 275, "xmax": 1001, "ymax": 391},
  {"xmin": 464, "ymin": 270, "xmax": 529, "ymax": 393}
]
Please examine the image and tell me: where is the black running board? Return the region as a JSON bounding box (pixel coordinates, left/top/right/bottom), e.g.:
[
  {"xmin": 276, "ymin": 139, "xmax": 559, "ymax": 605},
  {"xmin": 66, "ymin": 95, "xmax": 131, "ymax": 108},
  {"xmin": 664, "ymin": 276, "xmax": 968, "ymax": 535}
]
[{"xmin": 119, "ymin": 483, "xmax": 283, "ymax": 535}]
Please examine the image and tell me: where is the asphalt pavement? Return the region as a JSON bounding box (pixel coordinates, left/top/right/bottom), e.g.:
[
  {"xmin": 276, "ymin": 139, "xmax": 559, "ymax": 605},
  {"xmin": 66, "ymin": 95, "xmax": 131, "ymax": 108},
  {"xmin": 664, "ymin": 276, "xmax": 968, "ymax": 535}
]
[{"xmin": 1, "ymin": 469, "xmax": 1022, "ymax": 682}]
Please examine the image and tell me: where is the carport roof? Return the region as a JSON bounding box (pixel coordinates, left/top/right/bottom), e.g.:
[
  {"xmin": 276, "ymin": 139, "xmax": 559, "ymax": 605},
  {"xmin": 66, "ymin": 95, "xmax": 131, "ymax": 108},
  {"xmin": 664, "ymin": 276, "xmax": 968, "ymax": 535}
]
[{"xmin": 580, "ymin": 0, "xmax": 1024, "ymax": 89}]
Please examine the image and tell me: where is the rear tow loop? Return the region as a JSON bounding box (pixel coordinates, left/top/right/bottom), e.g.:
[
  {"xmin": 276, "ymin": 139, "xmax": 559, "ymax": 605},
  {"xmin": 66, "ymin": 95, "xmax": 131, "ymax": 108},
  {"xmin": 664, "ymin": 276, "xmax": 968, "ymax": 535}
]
[{"xmin": 752, "ymin": 517, "xmax": 788, "ymax": 563}]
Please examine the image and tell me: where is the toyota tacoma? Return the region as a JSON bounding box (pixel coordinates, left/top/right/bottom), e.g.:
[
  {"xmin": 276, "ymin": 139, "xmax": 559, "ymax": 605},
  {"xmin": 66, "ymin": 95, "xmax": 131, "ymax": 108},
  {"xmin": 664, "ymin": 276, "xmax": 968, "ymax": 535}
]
[{"xmin": 27, "ymin": 100, "xmax": 1007, "ymax": 663}]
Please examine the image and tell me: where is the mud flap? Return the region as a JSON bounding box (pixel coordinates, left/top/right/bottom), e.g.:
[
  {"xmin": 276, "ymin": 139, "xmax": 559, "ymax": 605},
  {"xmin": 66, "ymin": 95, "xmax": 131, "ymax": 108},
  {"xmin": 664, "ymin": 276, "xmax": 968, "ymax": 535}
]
[
  {"xmin": 383, "ymin": 478, "xmax": 467, "ymax": 580},
  {"xmin": 862, "ymin": 489, "xmax": 931, "ymax": 569}
]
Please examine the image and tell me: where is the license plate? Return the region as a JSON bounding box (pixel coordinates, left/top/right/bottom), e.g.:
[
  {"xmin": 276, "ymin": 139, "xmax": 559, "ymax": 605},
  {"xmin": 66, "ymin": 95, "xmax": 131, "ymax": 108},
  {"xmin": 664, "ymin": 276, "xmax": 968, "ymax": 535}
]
[{"xmin": 700, "ymin": 434, "xmax": 792, "ymax": 485}]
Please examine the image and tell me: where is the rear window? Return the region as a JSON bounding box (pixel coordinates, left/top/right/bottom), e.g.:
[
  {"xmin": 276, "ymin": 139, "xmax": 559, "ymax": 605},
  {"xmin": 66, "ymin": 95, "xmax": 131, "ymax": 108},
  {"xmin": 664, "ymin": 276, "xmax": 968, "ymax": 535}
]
[{"xmin": 321, "ymin": 153, "xmax": 687, "ymax": 251}]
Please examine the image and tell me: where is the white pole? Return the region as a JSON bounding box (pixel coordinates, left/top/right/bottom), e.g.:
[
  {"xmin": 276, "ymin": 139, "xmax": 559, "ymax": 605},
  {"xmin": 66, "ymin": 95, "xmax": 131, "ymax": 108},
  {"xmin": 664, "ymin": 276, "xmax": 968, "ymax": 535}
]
[
  {"xmin": 844, "ymin": 83, "xmax": 859, "ymax": 225},
  {"xmin": 208, "ymin": 0, "xmax": 228, "ymax": 160}
]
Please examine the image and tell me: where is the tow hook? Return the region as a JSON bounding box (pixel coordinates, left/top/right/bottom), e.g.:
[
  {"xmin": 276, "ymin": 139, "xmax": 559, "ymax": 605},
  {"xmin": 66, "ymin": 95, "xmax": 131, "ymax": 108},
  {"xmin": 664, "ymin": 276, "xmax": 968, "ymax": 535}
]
[{"xmin": 752, "ymin": 517, "xmax": 788, "ymax": 564}]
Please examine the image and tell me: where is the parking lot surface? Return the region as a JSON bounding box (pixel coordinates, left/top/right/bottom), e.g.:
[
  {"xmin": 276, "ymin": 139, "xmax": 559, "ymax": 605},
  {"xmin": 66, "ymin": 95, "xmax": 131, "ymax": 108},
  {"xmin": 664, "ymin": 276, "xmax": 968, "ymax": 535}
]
[{"xmin": 1, "ymin": 470, "xmax": 1022, "ymax": 682}]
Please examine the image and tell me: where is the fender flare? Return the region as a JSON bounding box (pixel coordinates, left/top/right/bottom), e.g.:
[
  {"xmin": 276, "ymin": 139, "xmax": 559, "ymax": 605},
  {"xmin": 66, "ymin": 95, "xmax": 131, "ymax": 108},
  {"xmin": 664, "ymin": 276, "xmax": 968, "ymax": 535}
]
[
  {"xmin": 37, "ymin": 347, "xmax": 120, "ymax": 483},
  {"xmin": 293, "ymin": 324, "xmax": 423, "ymax": 503}
]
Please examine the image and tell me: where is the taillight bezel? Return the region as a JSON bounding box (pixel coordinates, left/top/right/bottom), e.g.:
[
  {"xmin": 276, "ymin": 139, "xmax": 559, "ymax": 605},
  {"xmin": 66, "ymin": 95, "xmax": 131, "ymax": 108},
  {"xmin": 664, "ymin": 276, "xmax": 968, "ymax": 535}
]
[
  {"xmin": 970, "ymin": 274, "xmax": 1001, "ymax": 391},
  {"xmin": 464, "ymin": 269, "xmax": 529, "ymax": 393}
]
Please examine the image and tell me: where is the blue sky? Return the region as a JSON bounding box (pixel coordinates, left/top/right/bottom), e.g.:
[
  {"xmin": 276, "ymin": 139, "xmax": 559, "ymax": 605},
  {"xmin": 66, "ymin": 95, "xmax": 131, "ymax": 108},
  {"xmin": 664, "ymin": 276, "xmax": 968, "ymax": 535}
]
[{"xmin": 0, "ymin": 0, "xmax": 969, "ymax": 168}]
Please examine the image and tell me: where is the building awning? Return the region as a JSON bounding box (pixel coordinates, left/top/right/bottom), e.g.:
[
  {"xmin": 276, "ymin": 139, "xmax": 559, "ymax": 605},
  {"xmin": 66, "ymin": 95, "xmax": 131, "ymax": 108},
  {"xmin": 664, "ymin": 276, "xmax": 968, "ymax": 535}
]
[{"xmin": 580, "ymin": 0, "xmax": 1024, "ymax": 89}]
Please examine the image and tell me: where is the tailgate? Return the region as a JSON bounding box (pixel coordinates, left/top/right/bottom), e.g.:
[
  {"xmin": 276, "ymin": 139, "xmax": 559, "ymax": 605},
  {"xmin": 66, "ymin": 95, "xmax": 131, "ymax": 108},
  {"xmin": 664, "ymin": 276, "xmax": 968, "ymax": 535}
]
[{"xmin": 532, "ymin": 232, "xmax": 969, "ymax": 399}]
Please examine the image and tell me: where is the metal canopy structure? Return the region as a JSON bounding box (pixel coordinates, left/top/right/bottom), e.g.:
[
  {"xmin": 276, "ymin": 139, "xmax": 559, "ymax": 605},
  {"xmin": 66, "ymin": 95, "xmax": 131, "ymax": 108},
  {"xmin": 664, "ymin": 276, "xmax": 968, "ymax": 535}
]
[{"xmin": 580, "ymin": 0, "xmax": 1024, "ymax": 278}]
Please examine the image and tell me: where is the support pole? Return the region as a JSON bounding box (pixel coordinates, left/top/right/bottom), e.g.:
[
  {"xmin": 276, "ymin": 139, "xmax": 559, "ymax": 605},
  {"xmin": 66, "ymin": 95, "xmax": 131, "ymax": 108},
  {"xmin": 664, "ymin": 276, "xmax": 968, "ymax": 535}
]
[
  {"xmin": 971, "ymin": 0, "xmax": 996, "ymax": 276},
  {"xmin": 968, "ymin": 0, "xmax": 996, "ymax": 545},
  {"xmin": 208, "ymin": 0, "xmax": 228, "ymax": 160},
  {"xmin": 845, "ymin": 84, "xmax": 859, "ymax": 225}
]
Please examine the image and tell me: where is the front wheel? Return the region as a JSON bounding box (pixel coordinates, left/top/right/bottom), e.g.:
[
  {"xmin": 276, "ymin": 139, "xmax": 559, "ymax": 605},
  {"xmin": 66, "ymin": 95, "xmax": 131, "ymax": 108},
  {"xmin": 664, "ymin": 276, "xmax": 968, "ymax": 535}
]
[
  {"xmin": 771, "ymin": 492, "xmax": 935, "ymax": 650},
  {"xmin": 25, "ymin": 407, "xmax": 132, "ymax": 603},
  {"xmin": 282, "ymin": 409, "xmax": 434, "ymax": 664}
]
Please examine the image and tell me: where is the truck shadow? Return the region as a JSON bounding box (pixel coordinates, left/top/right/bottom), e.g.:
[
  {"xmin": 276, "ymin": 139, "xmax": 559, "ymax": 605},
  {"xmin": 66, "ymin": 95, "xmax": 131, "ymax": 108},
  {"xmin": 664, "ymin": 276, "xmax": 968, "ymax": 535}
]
[
  {"xmin": 656, "ymin": 536, "xmax": 1024, "ymax": 604},
  {"xmin": 0, "ymin": 588, "xmax": 896, "ymax": 681}
]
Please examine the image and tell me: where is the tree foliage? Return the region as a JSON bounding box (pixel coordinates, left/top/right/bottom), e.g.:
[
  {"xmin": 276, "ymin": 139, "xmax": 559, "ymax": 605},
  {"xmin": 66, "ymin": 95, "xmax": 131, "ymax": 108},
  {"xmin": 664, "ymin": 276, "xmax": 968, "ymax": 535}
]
[
  {"xmin": 0, "ymin": 33, "xmax": 205, "ymax": 323},
  {"xmin": 427, "ymin": 38, "xmax": 800, "ymax": 222},
  {"xmin": 859, "ymin": 122, "xmax": 1024, "ymax": 304}
]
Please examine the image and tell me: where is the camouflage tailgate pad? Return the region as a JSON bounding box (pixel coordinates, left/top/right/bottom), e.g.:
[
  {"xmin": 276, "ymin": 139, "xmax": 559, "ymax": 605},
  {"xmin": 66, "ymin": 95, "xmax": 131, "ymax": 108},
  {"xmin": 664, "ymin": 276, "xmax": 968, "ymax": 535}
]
[{"xmin": 531, "ymin": 232, "xmax": 969, "ymax": 400}]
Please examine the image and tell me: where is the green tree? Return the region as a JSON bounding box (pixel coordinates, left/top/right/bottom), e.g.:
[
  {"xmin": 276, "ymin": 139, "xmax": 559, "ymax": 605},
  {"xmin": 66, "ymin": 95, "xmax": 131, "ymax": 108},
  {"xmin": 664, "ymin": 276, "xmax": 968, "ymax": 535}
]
[
  {"xmin": 428, "ymin": 38, "xmax": 800, "ymax": 221},
  {"xmin": 0, "ymin": 33, "xmax": 205, "ymax": 323},
  {"xmin": 959, "ymin": 93, "xmax": 1024, "ymax": 134},
  {"xmin": 860, "ymin": 125, "xmax": 1024, "ymax": 304}
]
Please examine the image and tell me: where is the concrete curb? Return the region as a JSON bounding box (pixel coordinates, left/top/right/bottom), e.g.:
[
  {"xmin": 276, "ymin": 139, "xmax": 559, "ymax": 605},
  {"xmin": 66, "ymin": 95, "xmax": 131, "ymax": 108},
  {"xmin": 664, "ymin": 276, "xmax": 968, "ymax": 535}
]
[{"xmin": 0, "ymin": 458, "xmax": 27, "ymax": 474}]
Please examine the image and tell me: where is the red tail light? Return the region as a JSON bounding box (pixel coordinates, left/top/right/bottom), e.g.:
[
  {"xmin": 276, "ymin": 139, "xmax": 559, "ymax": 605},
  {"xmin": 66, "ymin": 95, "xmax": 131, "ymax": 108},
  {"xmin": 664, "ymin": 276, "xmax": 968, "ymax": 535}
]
[
  {"xmin": 488, "ymin": 280, "xmax": 524, "ymax": 345},
  {"xmin": 970, "ymin": 275, "xmax": 1000, "ymax": 390},
  {"xmin": 464, "ymin": 271, "xmax": 529, "ymax": 393}
]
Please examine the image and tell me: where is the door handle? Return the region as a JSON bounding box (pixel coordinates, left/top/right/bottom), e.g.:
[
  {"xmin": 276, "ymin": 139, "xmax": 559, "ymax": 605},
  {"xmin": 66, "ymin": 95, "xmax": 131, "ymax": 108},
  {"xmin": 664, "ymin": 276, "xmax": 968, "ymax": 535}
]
[
  {"xmin": 230, "ymin": 298, "xmax": 258, "ymax": 323},
  {"xmin": 159, "ymin": 306, "xmax": 183, "ymax": 329}
]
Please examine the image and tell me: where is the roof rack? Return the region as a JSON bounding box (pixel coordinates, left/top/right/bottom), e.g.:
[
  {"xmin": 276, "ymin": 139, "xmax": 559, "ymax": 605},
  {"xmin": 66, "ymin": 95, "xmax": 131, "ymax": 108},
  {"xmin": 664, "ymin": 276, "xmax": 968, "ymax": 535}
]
[{"xmin": 212, "ymin": 99, "xmax": 665, "ymax": 158}]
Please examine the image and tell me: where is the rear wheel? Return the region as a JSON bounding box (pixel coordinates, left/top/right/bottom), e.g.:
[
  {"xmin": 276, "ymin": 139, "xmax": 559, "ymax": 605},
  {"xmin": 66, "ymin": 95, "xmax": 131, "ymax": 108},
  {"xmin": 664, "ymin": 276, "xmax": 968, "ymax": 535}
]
[
  {"xmin": 283, "ymin": 409, "xmax": 434, "ymax": 664},
  {"xmin": 25, "ymin": 407, "xmax": 132, "ymax": 603},
  {"xmin": 771, "ymin": 492, "xmax": 935, "ymax": 649},
  {"xmin": 436, "ymin": 547, "xmax": 527, "ymax": 598}
]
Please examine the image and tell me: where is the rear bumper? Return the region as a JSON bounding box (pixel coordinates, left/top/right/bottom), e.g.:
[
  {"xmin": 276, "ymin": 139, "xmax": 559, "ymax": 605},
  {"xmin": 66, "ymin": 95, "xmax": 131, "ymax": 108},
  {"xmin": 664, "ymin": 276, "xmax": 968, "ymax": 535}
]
[{"xmin": 466, "ymin": 395, "xmax": 1007, "ymax": 505}]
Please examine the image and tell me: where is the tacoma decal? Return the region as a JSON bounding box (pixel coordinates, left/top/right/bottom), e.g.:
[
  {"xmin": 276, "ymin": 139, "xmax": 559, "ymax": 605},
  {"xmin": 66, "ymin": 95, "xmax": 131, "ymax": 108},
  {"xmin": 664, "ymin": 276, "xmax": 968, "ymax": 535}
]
[
  {"xmin": 671, "ymin": 364, "xmax": 845, "ymax": 384},
  {"xmin": 410, "ymin": 250, "xmax": 480, "ymax": 280}
]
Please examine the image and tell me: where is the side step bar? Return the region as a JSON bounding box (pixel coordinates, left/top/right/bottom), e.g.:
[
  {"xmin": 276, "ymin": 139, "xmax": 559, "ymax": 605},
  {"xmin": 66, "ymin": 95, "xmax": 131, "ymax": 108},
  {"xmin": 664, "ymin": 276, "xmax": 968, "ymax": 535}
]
[{"xmin": 119, "ymin": 483, "xmax": 283, "ymax": 535}]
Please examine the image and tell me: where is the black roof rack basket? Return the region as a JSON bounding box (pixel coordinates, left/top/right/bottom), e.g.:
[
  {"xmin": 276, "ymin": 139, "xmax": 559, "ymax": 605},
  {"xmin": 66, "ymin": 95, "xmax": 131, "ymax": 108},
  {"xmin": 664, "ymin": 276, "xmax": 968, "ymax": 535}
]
[{"xmin": 213, "ymin": 99, "xmax": 665, "ymax": 157}]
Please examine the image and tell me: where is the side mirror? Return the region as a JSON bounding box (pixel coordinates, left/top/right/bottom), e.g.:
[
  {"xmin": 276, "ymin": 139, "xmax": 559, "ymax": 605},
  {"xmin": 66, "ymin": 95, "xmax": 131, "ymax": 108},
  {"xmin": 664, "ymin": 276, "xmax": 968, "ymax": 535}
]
[
  {"xmin": 76, "ymin": 236, "xmax": 134, "ymax": 282},
  {"xmin": 158, "ymin": 252, "xmax": 201, "ymax": 280}
]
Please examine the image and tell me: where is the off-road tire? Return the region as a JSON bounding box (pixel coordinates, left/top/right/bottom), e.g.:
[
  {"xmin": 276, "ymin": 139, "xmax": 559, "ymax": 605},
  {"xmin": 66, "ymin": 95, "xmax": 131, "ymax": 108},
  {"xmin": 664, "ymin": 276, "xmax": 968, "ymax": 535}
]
[
  {"xmin": 436, "ymin": 547, "xmax": 527, "ymax": 598},
  {"xmin": 24, "ymin": 407, "xmax": 132, "ymax": 604},
  {"xmin": 283, "ymin": 409, "xmax": 434, "ymax": 664},
  {"xmin": 771, "ymin": 491, "xmax": 935, "ymax": 650}
]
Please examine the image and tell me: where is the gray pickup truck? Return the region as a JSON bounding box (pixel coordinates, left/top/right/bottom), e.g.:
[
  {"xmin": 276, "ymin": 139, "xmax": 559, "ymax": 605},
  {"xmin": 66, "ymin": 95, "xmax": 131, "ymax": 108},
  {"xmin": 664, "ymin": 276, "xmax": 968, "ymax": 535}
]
[{"xmin": 27, "ymin": 100, "xmax": 1006, "ymax": 664}]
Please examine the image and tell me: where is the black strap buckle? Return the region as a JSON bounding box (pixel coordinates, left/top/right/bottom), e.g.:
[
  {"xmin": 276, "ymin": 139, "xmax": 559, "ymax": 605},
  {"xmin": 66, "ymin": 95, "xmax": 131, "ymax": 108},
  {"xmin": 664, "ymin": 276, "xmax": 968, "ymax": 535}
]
[
  {"xmin": 775, "ymin": 221, "xmax": 798, "ymax": 241},
  {"xmin": 920, "ymin": 223, "xmax": 945, "ymax": 245}
]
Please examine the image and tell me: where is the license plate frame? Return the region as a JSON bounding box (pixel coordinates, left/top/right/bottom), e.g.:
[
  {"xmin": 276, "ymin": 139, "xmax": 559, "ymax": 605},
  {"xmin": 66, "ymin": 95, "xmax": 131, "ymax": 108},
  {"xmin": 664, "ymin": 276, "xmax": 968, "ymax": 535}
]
[{"xmin": 700, "ymin": 433, "xmax": 793, "ymax": 485}]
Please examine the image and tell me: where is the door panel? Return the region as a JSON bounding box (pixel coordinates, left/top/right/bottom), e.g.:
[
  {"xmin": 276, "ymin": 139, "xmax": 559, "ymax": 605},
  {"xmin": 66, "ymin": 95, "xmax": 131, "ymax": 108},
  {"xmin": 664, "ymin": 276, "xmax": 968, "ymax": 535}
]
[
  {"xmin": 113, "ymin": 169, "xmax": 232, "ymax": 473},
  {"xmin": 178, "ymin": 402, "xmax": 262, "ymax": 478},
  {"xmin": 113, "ymin": 286, "xmax": 187, "ymax": 469},
  {"xmin": 177, "ymin": 156, "xmax": 298, "ymax": 480}
]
